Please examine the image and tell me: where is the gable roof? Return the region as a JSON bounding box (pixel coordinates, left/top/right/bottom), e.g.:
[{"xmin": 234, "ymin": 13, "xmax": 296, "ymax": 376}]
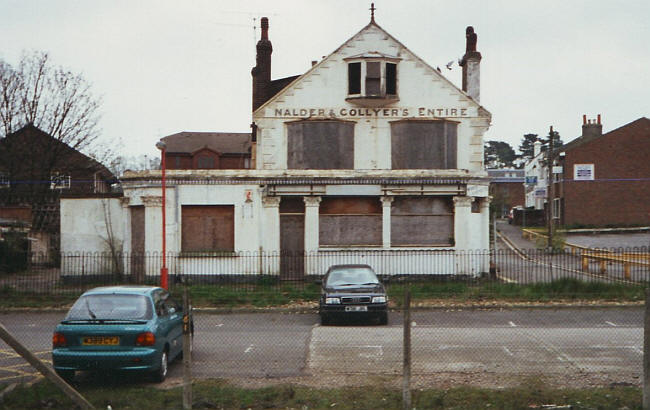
[
  {"xmin": 0, "ymin": 123, "xmax": 117, "ymax": 181},
  {"xmin": 161, "ymin": 131, "xmax": 252, "ymax": 154},
  {"xmin": 254, "ymin": 20, "xmax": 491, "ymax": 117},
  {"xmin": 561, "ymin": 117, "xmax": 650, "ymax": 154}
]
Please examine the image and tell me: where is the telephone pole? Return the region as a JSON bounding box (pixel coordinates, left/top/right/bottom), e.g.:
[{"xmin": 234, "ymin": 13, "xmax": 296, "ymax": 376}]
[{"xmin": 547, "ymin": 126, "xmax": 555, "ymax": 249}]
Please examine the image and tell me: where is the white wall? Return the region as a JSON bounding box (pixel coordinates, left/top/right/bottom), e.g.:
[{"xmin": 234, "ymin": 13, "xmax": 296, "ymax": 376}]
[{"xmin": 60, "ymin": 198, "xmax": 124, "ymax": 254}]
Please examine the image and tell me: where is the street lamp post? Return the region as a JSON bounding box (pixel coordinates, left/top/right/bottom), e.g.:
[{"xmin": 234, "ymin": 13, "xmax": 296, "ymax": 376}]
[{"xmin": 155, "ymin": 140, "xmax": 168, "ymax": 290}]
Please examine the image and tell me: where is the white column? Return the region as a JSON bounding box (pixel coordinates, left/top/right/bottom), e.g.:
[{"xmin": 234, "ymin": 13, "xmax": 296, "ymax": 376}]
[
  {"xmin": 261, "ymin": 196, "xmax": 281, "ymax": 252},
  {"xmin": 480, "ymin": 196, "xmax": 492, "ymax": 251},
  {"xmin": 453, "ymin": 195, "xmax": 473, "ymax": 276},
  {"xmin": 142, "ymin": 196, "xmax": 163, "ymax": 277},
  {"xmin": 480, "ymin": 196, "xmax": 492, "ymax": 274},
  {"xmin": 453, "ymin": 196, "xmax": 473, "ymax": 250},
  {"xmin": 381, "ymin": 196, "xmax": 394, "ymax": 249},
  {"xmin": 261, "ymin": 196, "xmax": 281, "ymax": 276},
  {"xmin": 303, "ymin": 196, "xmax": 322, "ymax": 253}
]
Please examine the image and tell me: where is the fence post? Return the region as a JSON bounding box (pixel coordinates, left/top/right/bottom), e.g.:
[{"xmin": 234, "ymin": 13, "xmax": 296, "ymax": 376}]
[
  {"xmin": 643, "ymin": 288, "xmax": 650, "ymax": 410},
  {"xmin": 0, "ymin": 323, "xmax": 94, "ymax": 410},
  {"xmin": 402, "ymin": 289, "xmax": 412, "ymax": 410},
  {"xmin": 182, "ymin": 284, "xmax": 192, "ymax": 409}
]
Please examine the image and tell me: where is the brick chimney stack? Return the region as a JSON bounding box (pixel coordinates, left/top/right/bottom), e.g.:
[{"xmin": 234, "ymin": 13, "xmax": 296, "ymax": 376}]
[
  {"xmin": 252, "ymin": 17, "xmax": 272, "ymax": 112},
  {"xmin": 581, "ymin": 114, "xmax": 603, "ymax": 139},
  {"xmin": 459, "ymin": 26, "xmax": 482, "ymax": 102}
]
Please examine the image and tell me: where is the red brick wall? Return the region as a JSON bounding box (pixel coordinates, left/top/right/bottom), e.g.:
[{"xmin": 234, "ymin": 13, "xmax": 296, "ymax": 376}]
[
  {"xmin": 489, "ymin": 182, "xmax": 525, "ymax": 216},
  {"xmin": 562, "ymin": 118, "xmax": 650, "ymax": 227}
]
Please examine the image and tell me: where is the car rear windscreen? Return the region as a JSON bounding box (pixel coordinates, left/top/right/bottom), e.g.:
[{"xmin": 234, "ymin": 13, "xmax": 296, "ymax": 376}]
[{"xmin": 65, "ymin": 294, "xmax": 153, "ymax": 320}]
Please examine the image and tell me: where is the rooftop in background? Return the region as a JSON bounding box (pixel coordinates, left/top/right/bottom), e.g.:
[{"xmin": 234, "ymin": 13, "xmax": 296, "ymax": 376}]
[
  {"xmin": 487, "ymin": 169, "xmax": 524, "ymax": 182},
  {"xmin": 161, "ymin": 132, "xmax": 252, "ymax": 154}
]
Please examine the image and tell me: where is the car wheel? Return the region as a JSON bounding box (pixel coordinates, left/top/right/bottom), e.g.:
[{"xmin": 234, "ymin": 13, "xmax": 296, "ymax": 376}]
[
  {"xmin": 55, "ymin": 369, "xmax": 74, "ymax": 383},
  {"xmin": 378, "ymin": 312, "xmax": 388, "ymax": 325},
  {"xmin": 152, "ymin": 349, "xmax": 168, "ymax": 382}
]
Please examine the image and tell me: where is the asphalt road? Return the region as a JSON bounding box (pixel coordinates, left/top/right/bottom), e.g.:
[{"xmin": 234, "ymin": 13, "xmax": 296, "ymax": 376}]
[{"xmin": 0, "ymin": 308, "xmax": 643, "ymax": 386}]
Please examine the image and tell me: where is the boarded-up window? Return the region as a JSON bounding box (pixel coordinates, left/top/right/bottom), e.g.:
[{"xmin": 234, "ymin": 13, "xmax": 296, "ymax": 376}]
[
  {"xmin": 287, "ymin": 121, "xmax": 354, "ymax": 169},
  {"xmin": 386, "ymin": 63, "xmax": 397, "ymax": 95},
  {"xmin": 348, "ymin": 62, "xmax": 361, "ymax": 94},
  {"xmin": 182, "ymin": 205, "xmax": 234, "ymax": 252},
  {"xmin": 319, "ymin": 197, "xmax": 381, "ymax": 246},
  {"xmin": 391, "ymin": 197, "xmax": 454, "ymax": 246},
  {"xmin": 365, "ymin": 62, "xmax": 381, "ymax": 96},
  {"xmin": 391, "ymin": 120, "xmax": 457, "ymax": 169}
]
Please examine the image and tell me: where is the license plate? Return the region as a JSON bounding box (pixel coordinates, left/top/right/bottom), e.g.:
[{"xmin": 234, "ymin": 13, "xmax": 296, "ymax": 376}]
[
  {"xmin": 345, "ymin": 306, "xmax": 368, "ymax": 312},
  {"xmin": 82, "ymin": 336, "xmax": 119, "ymax": 346}
]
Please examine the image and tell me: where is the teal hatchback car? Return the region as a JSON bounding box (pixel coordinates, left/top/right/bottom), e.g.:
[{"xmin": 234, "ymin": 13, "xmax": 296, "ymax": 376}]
[{"xmin": 52, "ymin": 286, "xmax": 188, "ymax": 382}]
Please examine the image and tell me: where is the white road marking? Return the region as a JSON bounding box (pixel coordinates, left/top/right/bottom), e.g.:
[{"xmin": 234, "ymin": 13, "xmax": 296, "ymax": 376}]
[
  {"xmin": 632, "ymin": 347, "xmax": 644, "ymax": 355},
  {"xmin": 244, "ymin": 344, "xmax": 254, "ymax": 353},
  {"xmin": 509, "ymin": 321, "xmax": 517, "ymax": 327},
  {"xmin": 605, "ymin": 321, "xmax": 618, "ymax": 327},
  {"xmin": 502, "ymin": 346, "xmax": 514, "ymax": 356},
  {"xmin": 215, "ymin": 324, "xmax": 223, "ymax": 327}
]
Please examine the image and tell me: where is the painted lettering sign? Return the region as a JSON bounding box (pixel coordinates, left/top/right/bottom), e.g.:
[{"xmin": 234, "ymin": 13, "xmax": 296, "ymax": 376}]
[
  {"xmin": 271, "ymin": 107, "xmax": 470, "ymax": 118},
  {"xmin": 574, "ymin": 164, "xmax": 594, "ymax": 181}
]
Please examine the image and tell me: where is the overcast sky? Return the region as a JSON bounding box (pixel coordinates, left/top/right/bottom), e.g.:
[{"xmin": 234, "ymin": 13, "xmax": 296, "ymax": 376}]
[{"xmin": 1, "ymin": 0, "xmax": 648, "ymax": 160}]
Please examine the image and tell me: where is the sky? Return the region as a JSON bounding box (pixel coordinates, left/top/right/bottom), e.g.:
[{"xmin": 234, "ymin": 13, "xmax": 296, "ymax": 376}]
[{"xmin": 1, "ymin": 0, "xmax": 648, "ymax": 161}]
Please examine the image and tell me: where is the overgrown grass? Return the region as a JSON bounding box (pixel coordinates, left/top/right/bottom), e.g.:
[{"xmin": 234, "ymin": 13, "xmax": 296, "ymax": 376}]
[
  {"xmin": 0, "ymin": 278, "xmax": 644, "ymax": 309},
  {"xmin": 0, "ymin": 378, "xmax": 641, "ymax": 409}
]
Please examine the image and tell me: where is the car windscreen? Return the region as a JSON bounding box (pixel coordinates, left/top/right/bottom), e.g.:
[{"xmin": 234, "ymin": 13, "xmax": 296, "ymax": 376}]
[
  {"xmin": 326, "ymin": 267, "xmax": 379, "ymax": 287},
  {"xmin": 65, "ymin": 294, "xmax": 153, "ymax": 321}
]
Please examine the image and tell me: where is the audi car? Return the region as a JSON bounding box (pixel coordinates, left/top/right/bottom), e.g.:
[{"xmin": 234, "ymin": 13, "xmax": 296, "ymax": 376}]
[{"xmin": 318, "ymin": 264, "xmax": 388, "ymax": 325}]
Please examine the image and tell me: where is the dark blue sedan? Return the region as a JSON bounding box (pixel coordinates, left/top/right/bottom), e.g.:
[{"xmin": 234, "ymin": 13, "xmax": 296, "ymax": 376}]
[{"xmin": 52, "ymin": 286, "xmax": 187, "ymax": 382}]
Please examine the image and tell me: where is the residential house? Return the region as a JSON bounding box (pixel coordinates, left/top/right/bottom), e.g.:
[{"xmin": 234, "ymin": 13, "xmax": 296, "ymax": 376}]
[
  {"xmin": 0, "ymin": 123, "xmax": 118, "ymax": 259},
  {"xmin": 487, "ymin": 169, "xmax": 524, "ymax": 217},
  {"xmin": 552, "ymin": 116, "xmax": 650, "ymax": 227}
]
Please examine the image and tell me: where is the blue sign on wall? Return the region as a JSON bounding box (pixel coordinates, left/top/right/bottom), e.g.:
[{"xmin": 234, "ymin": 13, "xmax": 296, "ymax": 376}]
[{"xmin": 525, "ymin": 176, "xmax": 538, "ymax": 184}]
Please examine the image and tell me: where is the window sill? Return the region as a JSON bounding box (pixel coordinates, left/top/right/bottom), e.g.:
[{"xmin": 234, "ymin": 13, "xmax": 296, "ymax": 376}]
[
  {"xmin": 345, "ymin": 95, "xmax": 399, "ymax": 107},
  {"xmin": 178, "ymin": 251, "xmax": 237, "ymax": 258}
]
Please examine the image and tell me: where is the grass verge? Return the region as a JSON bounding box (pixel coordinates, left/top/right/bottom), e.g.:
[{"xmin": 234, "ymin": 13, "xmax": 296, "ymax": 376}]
[
  {"xmin": 0, "ymin": 378, "xmax": 641, "ymax": 409},
  {"xmin": 0, "ymin": 278, "xmax": 645, "ymax": 309}
]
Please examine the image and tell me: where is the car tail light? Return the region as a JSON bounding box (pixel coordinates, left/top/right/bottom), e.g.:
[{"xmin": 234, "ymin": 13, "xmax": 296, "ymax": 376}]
[
  {"xmin": 135, "ymin": 332, "xmax": 156, "ymax": 346},
  {"xmin": 52, "ymin": 332, "xmax": 67, "ymax": 348}
]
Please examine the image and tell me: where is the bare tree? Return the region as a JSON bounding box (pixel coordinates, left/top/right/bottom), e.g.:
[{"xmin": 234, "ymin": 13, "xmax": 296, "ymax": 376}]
[{"xmin": 0, "ymin": 51, "xmax": 102, "ymax": 153}]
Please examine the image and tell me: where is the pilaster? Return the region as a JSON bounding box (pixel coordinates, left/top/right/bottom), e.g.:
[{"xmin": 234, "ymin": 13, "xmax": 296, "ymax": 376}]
[
  {"xmin": 303, "ymin": 196, "xmax": 322, "ymax": 253},
  {"xmin": 262, "ymin": 196, "xmax": 281, "ymax": 254},
  {"xmin": 381, "ymin": 196, "xmax": 394, "ymax": 248}
]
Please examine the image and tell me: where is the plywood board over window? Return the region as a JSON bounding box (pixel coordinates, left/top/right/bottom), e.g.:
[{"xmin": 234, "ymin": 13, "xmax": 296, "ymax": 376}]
[
  {"xmin": 391, "ymin": 120, "xmax": 458, "ymax": 169},
  {"xmin": 182, "ymin": 205, "xmax": 234, "ymax": 252},
  {"xmin": 287, "ymin": 120, "xmax": 354, "ymax": 169},
  {"xmin": 319, "ymin": 197, "xmax": 381, "ymax": 246},
  {"xmin": 391, "ymin": 197, "xmax": 454, "ymax": 246}
]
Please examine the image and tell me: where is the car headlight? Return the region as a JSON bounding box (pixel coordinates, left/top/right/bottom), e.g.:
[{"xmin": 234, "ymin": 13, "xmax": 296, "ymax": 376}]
[
  {"xmin": 372, "ymin": 296, "xmax": 387, "ymax": 304},
  {"xmin": 325, "ymin": 297, "xmax": 340, "ymax": 304}
]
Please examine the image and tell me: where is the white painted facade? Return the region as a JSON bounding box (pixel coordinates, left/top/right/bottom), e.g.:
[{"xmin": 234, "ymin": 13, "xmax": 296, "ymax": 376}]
[{"xmin": 61, "ymin": 18, "xmax": 492, "ymax": 279}]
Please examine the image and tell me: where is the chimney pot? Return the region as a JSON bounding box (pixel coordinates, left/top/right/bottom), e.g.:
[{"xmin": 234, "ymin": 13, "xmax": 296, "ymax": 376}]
[
  {"xmin": 583, "ymin": 114, "xmax": 586, "ymax": 125},
  {"xmin": 261, "ymin": 17, "xmax": 269, "ymax": 40},
  {"xmin": 597, "ymin": 114, "xmax": 601, "ymax": 124},
  {"xmin": 311, "ymin": 60, "xmax": 317, "ymax": 66}
]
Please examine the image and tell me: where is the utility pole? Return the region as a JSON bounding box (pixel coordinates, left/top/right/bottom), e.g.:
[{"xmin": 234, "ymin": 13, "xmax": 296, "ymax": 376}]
[{"xmin": 546, "ymin": 126, "xmax": 555, "ymax": 250}]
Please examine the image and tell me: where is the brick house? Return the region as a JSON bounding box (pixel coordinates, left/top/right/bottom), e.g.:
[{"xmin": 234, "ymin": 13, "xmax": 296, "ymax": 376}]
[
  {"xmin": 161, "ymin": 131, "xmax": 252, "ymax": 170},
  {"xmin": 0, "ymin": 123, "xmax": 118, "ymax": 258},
  {"xmin": 552, "ymin": 116, "xmax": 650, "ymax": 227},
  {"xmin": 487, "ymin": 169, "xmax": 524, "ymax": 217}
]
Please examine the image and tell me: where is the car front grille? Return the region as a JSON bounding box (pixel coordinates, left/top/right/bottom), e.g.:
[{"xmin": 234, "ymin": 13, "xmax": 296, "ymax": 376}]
[{"xmin": 341, "ymin": 296, "xmax": 371, "ymax": 304}]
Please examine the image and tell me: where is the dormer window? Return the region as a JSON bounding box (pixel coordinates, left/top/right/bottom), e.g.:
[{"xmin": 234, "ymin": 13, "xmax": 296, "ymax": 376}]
[{"xmin": 345, "ymin": 52, "xmax": 400, "ymax": 106}]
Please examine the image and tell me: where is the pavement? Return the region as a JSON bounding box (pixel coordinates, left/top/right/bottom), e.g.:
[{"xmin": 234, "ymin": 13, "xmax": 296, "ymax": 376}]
[{"xmin": 495, "ymin": 220, "xmax": 538, "ymax": 250}]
